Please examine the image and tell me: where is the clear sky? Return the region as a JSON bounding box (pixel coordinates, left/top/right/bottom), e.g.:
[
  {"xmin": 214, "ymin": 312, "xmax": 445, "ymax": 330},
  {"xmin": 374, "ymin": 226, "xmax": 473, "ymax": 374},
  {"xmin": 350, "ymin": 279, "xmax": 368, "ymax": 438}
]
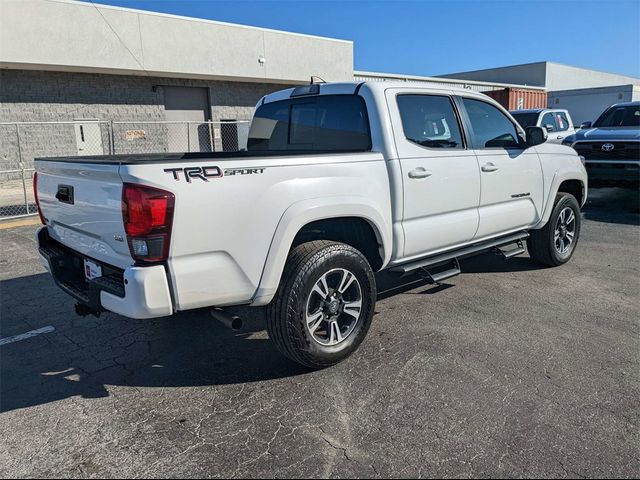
[{"xmin": 84, "ymin": 0, "xmax": 640, "ymax": 78}]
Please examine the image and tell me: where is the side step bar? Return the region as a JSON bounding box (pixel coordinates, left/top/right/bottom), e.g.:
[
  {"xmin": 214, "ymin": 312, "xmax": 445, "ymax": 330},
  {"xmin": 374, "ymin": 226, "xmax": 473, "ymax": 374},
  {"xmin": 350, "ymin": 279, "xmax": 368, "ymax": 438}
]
[
  {"xmin": 389, "ymin": 232, "xmax": 529, "ymax": 277},
  {"xmin": 416, "ymin": 258, "xmax": 461, "ymax": 285}
]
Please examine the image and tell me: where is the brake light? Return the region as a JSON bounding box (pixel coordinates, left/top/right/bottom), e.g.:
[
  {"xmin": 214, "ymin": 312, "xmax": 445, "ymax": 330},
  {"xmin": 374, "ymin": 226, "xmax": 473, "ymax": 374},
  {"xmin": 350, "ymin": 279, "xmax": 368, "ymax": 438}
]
[
  {"xmin": 122, "ymin": 183, "xmax": 175, "ymax": 263},
  {"xmin": 33, "ymin": 172, "xmax": 45, "ymax": 225}
]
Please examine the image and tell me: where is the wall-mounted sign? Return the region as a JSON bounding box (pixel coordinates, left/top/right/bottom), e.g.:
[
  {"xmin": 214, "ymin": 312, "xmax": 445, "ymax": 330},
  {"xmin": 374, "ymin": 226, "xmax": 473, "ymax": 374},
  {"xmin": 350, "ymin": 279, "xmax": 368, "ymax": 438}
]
[{"xmin": 125, "ymin": 129, "xmax": 146, "ymax": 141}]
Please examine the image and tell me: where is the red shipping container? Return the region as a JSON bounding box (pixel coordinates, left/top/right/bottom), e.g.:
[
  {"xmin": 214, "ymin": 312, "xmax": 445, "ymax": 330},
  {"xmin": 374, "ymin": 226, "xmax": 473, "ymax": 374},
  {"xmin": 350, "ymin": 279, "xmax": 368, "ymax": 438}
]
[{"xmin": 482, "ymin": 88, "xmax": 548, "ymax": 110}]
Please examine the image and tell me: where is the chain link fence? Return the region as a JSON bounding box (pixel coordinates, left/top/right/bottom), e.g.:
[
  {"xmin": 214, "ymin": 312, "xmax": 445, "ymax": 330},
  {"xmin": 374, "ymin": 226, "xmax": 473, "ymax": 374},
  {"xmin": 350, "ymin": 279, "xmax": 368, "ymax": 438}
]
[{"xmin": 0, "ymin": 120, "xmax": 250, "ymax": 219}]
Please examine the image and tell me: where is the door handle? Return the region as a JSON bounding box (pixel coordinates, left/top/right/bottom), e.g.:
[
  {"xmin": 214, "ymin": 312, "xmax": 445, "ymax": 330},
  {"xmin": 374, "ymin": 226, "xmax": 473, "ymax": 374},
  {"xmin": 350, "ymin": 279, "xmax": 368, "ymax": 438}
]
[
  {"xmin": 557, "ymin": 135, "xmax": 563, "ymax": 140},
  {"xmin": 481, "ymin": 163, "xmax": 499, "ymax": 173},
  {"xmin": 408, "ymin": 167, "xmax": 432, "ymax": 179}
]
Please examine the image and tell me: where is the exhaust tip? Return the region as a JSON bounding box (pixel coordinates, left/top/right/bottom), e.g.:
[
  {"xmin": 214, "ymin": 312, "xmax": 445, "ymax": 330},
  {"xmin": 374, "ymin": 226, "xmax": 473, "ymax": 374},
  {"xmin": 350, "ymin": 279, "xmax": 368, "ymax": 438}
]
[
  {"xmin": 210, "ymin": 308, "xmax": 243, "ymax": 331},
  {"xmin": 230, "ymin": 316, "xmax": 243, "ymax": 330}
]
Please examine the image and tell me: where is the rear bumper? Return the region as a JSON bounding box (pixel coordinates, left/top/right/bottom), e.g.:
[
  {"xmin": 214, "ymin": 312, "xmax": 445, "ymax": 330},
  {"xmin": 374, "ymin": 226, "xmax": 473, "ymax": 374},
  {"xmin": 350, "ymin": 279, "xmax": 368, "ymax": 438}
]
[
  {"xmin": 585, "ymin": 160, "xmax": 640, "ymax": 188},
  {"xmin": 37, "ymin": 227, "xmax": 173, "ymax": 319}
]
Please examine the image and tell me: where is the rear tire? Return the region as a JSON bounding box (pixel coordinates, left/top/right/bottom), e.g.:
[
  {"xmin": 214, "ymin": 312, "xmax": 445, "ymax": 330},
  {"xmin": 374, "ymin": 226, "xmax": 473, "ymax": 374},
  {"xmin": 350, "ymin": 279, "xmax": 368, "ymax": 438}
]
[
  {"xmin": 528, "ymin": 192, "xmax": 581, "ymax": 266},
  {"xmin": 266, "ymin": 240, "xmax": 376, "ymax": 369}
]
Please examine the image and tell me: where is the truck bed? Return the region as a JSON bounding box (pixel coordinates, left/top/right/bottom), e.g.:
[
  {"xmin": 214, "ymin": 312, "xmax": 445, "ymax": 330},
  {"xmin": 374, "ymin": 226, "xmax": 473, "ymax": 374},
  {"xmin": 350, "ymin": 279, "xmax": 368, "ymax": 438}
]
[{"xmin": 35, "ymin": 149, "xmax": 371, "ymax": 165}]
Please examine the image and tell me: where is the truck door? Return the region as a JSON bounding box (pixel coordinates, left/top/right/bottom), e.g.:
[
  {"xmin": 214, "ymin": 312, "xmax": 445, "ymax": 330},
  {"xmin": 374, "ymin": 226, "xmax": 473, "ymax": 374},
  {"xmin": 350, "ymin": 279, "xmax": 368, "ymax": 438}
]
[
  {"xmin": 386, "ymin": 89, "xmax": 480, "ymax": 259},
  {"xmin": 459, "ymin": 97, "xmax": 543, "ymax": 239}
]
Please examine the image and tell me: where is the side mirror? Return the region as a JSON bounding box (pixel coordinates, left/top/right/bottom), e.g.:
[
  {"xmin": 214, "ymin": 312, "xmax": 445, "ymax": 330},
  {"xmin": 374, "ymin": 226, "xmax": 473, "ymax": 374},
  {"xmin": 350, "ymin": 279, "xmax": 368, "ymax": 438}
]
[
  {"xmin": 544, "ymin": 124, "xmax": 555, "ymax": 132},
  {"xmin": 580, "ymin": 121, "xmax": 592, "ymax": 129},
  {"xmin": 525, "ymin": 126, "xmax": 547, "ymax": 146}
]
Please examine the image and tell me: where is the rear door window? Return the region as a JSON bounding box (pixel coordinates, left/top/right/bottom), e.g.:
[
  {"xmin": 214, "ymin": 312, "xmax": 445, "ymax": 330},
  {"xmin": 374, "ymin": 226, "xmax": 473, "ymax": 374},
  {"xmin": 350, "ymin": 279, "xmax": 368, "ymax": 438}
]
[
  {"xmin": 248, "ymin": 95, "xmax": 371, "ymax": 151},
  {"xmin": 396, "ymin": 94, "xmax": 465, "ymax": 149}
]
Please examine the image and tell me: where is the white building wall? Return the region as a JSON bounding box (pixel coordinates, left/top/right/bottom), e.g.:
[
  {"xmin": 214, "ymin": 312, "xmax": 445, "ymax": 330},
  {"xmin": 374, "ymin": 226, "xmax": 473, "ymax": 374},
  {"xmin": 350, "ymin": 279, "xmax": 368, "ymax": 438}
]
[
  {"xmin": 545, "ymin": 63, "xmax": 640, "ymax": 91},
  {"xmin": 0, "ymin": 0, "xmax": 354, "ymax": 83},
  {"xmin": 548, "ymin": 85, "xmax": 640, "ymax": 125}
]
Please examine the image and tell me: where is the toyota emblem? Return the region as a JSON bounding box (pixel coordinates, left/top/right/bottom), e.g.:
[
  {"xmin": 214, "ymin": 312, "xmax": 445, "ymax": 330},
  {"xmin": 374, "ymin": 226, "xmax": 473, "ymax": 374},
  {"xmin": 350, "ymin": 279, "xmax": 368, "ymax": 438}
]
[{"xmin": 602, "ymin": 143, "xmax": 615, "ymax": 152}]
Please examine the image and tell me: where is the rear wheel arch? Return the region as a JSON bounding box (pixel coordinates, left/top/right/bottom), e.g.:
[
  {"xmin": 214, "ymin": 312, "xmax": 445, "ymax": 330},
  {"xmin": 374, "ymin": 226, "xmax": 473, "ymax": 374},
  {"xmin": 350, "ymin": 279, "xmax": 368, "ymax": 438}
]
[
  {"xmin": 292, "ymin": 217, "xmax": 384, "ymax": 271},
  {"xmin": 252, "ymin": 202, "xmax": 391, "ymax": 307}
]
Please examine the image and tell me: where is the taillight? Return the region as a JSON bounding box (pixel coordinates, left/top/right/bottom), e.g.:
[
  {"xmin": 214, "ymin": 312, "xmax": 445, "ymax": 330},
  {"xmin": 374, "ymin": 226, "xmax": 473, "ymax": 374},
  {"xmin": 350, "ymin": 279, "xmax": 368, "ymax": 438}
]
[
  {"xmin": 33, "ymin": 172, "xmax": 45, "ymax": 225},
  {"xmin": 122, "ymin": 183, "xmax": 175, "ymax": 263}
]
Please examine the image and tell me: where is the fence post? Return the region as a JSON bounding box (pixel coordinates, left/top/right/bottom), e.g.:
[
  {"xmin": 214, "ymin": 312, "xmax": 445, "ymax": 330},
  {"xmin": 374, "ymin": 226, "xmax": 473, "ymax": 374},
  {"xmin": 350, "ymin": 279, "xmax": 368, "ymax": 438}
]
[
  {"xmin": 15, "ymin": 124, "xmax": 30, "ymax": 215},
  {"xmin": 109, "ymin": 120, "xmax": 115, "ymax": 155}
]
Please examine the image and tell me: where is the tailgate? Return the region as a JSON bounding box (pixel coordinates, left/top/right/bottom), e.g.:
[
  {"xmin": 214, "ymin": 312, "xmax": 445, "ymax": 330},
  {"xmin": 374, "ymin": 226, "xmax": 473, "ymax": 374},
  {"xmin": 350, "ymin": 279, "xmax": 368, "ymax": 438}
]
[{"xmin": 35, "ymin": 160, "xmax": 132, "ymax": 269}]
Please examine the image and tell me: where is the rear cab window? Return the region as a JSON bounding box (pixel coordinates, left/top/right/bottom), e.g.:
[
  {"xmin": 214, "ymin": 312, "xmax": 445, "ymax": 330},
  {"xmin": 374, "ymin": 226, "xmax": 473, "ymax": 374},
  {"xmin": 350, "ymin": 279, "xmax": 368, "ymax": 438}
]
[
  {"xmin": 511, "ymin": 112, "xmax": 540, "ymax": 129},
  {"xmin": 248, "ymin": 94, "xmax": 371, "ymax": 152}
]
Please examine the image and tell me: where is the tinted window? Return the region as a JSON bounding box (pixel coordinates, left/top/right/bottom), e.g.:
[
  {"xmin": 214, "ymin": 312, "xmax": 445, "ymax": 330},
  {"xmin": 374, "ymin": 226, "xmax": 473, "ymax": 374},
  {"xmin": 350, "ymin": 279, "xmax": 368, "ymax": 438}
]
[
  {"xmin": 397, "ymin": 95, "xmax": 464, "ymax": 149},
  {"xmin": 247, "ymin": 95, "xmax": 371, "ymax": 151},
  {"xmin": 594, "ymin": 105, "xmax": 640, "ymax": 127},
  {"xmin": 511, "ymin": 112, "xmax": 539, "ymax": 129},
  {"xmin": 554, "ymin": 112, "xmax": 570, "ymax": 131},
  {"xmin": 541, "ymin": 113, "xmax": 557, "ymax": 131},
  {"xmin": 463, "ymin": 98, "xmax": 521, "ymax": 149}
]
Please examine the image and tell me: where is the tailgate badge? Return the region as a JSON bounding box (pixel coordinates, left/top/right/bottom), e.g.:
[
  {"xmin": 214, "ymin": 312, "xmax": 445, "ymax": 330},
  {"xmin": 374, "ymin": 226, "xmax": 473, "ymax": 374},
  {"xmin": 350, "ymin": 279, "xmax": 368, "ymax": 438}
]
[{"xmin": 114, "ymin": 234, "xmax": 124, "ymax": 242}]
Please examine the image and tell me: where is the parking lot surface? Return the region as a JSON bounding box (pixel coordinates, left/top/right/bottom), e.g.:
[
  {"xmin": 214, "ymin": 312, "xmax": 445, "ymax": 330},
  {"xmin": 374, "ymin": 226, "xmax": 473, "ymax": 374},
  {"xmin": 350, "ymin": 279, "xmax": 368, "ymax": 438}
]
[{"xmin": 1, "ymin": 188, "xmax": 638, "ymax": 478}]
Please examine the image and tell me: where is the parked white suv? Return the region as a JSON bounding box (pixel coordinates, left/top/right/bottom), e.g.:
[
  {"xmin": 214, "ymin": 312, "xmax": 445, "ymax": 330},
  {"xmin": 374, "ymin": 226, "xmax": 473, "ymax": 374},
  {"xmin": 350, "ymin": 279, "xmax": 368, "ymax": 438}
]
[
  {"xmin": 34, "ymin": 81, "xmax": 588, "ymax": 368},
  {"xmin": 510, "ymin": 108, "xmax": 576, "ymax": 144}
]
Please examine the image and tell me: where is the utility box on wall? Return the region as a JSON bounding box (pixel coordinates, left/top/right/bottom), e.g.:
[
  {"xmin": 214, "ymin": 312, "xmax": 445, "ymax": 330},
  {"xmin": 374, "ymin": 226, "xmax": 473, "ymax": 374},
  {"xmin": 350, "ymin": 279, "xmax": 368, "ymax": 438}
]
[{"xmin": 482, "ymin": 88, "xmax": 548, "ymax": 110}]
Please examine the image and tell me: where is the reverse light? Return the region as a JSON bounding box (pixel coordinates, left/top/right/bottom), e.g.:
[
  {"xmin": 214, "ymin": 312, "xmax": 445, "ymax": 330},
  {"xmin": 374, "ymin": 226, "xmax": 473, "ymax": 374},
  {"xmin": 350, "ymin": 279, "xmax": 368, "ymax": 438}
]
[
  {"xmin": 33, "ymin": 172, "xmax": 46, "ymax": 225},
  {"xmin": 122, "ymin": 183, "xmax": 175, "ymax": 263}
]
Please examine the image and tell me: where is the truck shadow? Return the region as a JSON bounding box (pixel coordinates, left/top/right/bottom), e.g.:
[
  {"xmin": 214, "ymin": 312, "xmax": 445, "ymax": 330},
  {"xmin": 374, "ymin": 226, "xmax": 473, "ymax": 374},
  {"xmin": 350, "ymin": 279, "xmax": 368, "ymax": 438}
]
[{"xmin": 0, "ymin": 273, "xmax": 311, "ymax": 413}]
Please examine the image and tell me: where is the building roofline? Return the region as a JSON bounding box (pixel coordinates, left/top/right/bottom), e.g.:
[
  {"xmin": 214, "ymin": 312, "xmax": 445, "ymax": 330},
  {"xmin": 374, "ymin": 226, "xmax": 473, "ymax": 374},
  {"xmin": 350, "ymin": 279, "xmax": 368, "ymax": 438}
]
[
  {"xmin": 354, "ymin": 70, "xmax": 546, "ymax": 91},
  {"xmin": 435, "ymin": 60, "xmax": 640, "ymax": 82},
  {"xmin": 67, "ymin": 0, "xmax": 352, "ymax": 44},
  {"xmin": 433, "ymin": 61, "xmax": 547, "ymax": 78}
]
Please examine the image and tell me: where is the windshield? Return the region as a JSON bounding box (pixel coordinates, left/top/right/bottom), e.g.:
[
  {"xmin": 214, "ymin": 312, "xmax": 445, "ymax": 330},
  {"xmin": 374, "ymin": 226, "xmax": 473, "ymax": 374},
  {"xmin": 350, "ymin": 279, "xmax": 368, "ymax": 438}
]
[
  {"xmin": 594, "ymin": 105, "xmax": 640, "ymax": 127},
  {"xmin": 510, "ymin": 112, "xmax": 539, "ymax": 129}
]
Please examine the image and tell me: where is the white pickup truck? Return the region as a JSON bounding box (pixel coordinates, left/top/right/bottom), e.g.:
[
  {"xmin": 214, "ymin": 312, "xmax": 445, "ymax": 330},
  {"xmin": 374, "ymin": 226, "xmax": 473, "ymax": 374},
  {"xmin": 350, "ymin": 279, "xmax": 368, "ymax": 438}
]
[{"xmin": 35, "ymin": 81, "xmax": 588, "ymax": 368}]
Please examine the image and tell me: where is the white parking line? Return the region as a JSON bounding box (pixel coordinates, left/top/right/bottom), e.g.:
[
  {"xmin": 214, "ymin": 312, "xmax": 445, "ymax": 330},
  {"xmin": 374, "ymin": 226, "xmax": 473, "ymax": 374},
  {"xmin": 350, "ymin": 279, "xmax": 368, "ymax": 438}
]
[{"xmin": 0, "ymin": 326, "xmax": 55, "ymax": 346}]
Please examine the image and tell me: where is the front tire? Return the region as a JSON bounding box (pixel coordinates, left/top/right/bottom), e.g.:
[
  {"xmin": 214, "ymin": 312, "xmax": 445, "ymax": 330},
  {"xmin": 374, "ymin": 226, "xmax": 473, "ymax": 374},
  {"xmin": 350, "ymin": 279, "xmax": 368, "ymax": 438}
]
[
  {"xmin": 266, "ymin": 241, "xmax": 376, "ymax": 369},
  {"xmin": 528, "ymin": 192, "xmax": 581, "ymax": 266}
]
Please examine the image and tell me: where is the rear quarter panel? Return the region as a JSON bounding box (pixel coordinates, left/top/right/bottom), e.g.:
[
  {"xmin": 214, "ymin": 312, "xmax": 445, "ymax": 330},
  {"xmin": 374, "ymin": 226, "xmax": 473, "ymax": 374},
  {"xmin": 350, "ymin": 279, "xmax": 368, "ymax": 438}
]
[{"xmin": 120, "ymin": 153, "xmax": 391, "ymax": 310}]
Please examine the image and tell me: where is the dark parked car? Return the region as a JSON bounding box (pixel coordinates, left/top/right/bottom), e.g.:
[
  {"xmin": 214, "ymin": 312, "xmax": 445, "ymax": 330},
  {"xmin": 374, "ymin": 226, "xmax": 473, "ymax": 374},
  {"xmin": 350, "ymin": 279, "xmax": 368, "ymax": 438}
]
[{"xmin": 563, "ymin": 102, "xmax": 640, "ymax": 188}]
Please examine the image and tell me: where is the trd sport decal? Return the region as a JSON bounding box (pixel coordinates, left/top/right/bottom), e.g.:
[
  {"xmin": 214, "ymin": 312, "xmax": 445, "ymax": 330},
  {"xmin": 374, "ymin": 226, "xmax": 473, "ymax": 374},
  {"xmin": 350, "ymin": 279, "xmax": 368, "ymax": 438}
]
[
  {"xmin": 224, "ymin": 167, "xmax": 266, "ymax": 176},
  {"xmin": 164, "ymin": 166, "xmax": 222, "ymax": 182},
  {"xmin": 164, "ymin": 166, "xmax": 266, "ymax": 182}
]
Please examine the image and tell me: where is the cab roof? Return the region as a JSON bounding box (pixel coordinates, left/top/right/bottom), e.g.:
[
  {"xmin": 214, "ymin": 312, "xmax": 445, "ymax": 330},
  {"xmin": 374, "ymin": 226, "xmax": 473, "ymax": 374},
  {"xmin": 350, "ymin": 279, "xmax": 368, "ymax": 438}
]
[{"xmin": 260, "ymin": 80, "xmax": 490, "ymax": 105}]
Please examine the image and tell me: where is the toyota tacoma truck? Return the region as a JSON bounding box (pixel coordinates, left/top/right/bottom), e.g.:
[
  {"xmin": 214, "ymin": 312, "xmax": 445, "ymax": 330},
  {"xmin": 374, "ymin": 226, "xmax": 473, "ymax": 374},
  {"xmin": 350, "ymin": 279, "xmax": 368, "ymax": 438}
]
[
  {"xmin": 562, "ymin": 101, "xmax": 640, "ymax": 188},
  {"xmin": 34, "ymin": 81, "xmax": 588, "ymax": 368}
]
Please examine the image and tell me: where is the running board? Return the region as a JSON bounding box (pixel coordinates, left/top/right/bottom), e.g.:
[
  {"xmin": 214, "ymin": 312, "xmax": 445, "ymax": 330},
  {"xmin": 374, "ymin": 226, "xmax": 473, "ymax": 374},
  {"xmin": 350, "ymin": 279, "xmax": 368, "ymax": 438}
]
[
  {"xmin": 416, "ymin": 258, "xmax": 461, "ymax": 284},
  {"xmin": 389, "ymin": 232, "xmax": 529, "ymax": 276},
  {"xmin": 496, "ymin": 239, "xmax": 526, "ymax": 259}
]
